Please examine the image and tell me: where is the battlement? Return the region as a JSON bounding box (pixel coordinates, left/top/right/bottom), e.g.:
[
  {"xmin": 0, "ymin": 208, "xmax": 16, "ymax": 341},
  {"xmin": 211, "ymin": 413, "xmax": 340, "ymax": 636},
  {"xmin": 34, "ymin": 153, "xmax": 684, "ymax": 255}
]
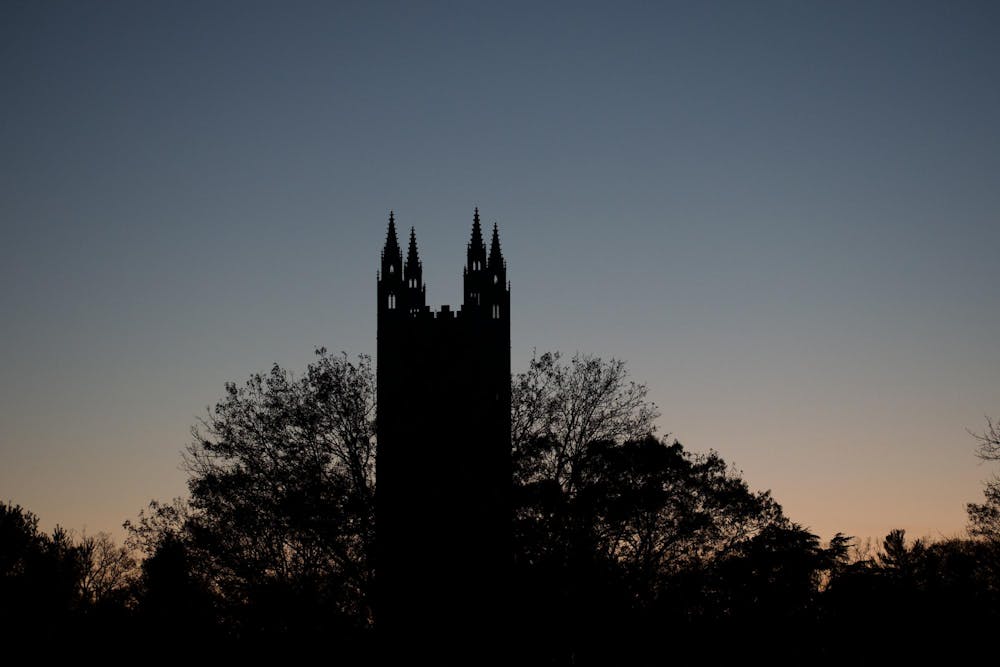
[{"xmin": 377, "ymin": 207, "xmax": 509, "ymax": 325}]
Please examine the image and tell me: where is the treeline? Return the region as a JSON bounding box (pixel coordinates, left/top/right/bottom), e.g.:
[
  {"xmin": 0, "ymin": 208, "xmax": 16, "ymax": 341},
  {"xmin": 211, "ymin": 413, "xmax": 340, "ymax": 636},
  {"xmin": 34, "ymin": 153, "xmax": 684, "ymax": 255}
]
[
  {"xmin": 4, "ymin": 485, "xmax": 998, "ymax": 662},
  {"xmin": 0, "ymin": 502, "xmax": 135, "ymax": 644},
  {"xmin": 2, "ymin": 350, "xmax": 998, "ymax": 663},
  {"xmin": 511, "ymin": 434, "xmax": 1000, "ymax": 665}
]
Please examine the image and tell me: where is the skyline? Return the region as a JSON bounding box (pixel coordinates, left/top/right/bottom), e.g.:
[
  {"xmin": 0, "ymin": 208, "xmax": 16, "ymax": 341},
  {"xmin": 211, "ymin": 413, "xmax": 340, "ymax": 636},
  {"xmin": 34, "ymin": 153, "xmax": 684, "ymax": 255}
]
[{"xmin": 2, "ymin": 1, "xmax": 1000, "ymax": 546}]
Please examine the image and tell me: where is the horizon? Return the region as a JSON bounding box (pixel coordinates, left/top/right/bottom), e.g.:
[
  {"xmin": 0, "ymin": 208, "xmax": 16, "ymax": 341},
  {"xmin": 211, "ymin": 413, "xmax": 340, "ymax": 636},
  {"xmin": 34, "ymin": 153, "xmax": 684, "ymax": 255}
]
[{"xmin": 3, "ymin": 1, "xmax": 1000, "ymax": 548}]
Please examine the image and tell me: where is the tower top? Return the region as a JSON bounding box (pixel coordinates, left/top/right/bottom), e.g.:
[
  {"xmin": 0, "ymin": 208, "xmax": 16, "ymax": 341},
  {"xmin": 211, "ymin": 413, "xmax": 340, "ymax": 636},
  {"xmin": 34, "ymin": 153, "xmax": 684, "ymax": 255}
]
[
  {"xmin": 470, "ymin": 207, "xmax": 484, "ymax": 251},
  {"xmin": 406, "ymin": 226, "xmax": 421, "ymax": 269},
  {"xmin": 383, "ymin": 211, "xmax": 401, "ymax": 258},
  {"xmin": 489, "ymin": 222, "xmax": 504, "ymax": 269}
]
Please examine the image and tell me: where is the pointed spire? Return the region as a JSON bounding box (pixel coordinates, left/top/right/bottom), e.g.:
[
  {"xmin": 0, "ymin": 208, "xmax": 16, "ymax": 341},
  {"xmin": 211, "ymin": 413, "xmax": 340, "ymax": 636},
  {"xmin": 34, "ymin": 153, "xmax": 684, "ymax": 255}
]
[
  {"xmin": 402, "ymin": 225, "xmax": 425, "ymax": 308},
  {"xmin": 384, "ymin": 210, "xmax": 401, "ymax": 256},
  {"xmin": 381, "ymin": 210, "xmax": 403, "ymax": 281},
  {"xmin": 406, "ymin": 226, "xmax": 420, "ymax": 268},
  {"xmin": 469, "ymin": 207, "xmax": 484, "ymax": 251},
  {"xmin": 488, "ymin": 222, "xmax": 504, "ymax": 268}
]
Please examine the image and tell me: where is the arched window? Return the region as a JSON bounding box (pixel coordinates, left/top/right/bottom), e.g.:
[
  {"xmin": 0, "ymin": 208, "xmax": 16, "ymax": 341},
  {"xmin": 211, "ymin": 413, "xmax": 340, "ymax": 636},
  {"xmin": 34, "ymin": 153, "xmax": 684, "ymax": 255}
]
[
  {"xmin": 389, "ymin": 264, "xmax": 394, "ymax": 274},
  {"xmin": 388, "ymin": 293, "xmax": 396, "ymax": 310},
  {"xmin": 493, "ymin": 274, "xmax": 498, "ymax": 284},
  {"xmin": 493, "ymin": 304, "xmax": 500, "ymax": 319}
]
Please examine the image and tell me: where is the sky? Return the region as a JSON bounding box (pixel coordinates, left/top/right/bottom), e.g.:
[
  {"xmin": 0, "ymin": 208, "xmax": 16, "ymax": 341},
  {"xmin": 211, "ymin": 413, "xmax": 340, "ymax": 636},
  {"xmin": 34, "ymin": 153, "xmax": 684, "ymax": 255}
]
[{"xmin": 2, "ymin": 0, "xmax": 999, "ymax": 546}]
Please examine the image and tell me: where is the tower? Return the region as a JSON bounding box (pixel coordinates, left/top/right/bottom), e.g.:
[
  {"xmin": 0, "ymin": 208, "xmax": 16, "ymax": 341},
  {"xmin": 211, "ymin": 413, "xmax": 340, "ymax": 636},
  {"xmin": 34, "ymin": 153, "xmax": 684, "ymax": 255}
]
[{"xmin": 376, "ymin": 208, "xmax": 511, "ymax": 659}]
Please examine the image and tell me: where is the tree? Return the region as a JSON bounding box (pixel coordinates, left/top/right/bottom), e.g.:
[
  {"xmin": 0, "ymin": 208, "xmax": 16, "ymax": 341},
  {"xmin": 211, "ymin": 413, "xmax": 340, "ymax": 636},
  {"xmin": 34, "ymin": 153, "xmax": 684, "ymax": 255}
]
[
  {"xmin": 511, "ymin": 352, "xmax": 784, "ymax": 571},
  {"xmin": 512, "ymin": 351, "xmax": 660, "ymax": 490},
  {"xmin": 821, "ymin": 529, "xmax": 1000, "ymax": 664},
  {"xmin": 132, "ymin": 533, "xmax": 219, "ymax": 643},
  {"xmin": 123, "ymin": 346, "xmax": 831, "ymax": 659},
  {"xmin": 512, "ymin": 432, "xmax": 802, "ymax": 664},
  {"xmin": 877, "ymin": 528, "xmax": 926, "ymax": 578},
  {"xmin": 707, "ymin": 524, "xmax": 852, "ymax": 626},
  {"xmin": 968, "ymin": 416, "xmax": 1000, "ymax": 541},
  {"xmin": 0, "ymin": 503, "xmax": 84, "ymax": 638},
  {"xmin": 509, "ymin": 353, "xmax": 805, "ymax": 663},
  {"xmin": 76, "ymin": 531, "xmax": 137, "ymax": 608},
  {"xmin": 126, "ymin": 348, "xmax": 377, "ymax": 641}
]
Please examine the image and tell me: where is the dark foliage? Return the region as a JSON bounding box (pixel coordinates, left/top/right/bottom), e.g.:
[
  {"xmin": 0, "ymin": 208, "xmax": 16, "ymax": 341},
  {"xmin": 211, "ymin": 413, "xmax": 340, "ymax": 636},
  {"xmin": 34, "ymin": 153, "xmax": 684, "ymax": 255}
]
[
  {"xmin": 0, "ymin": 502, "xmax": 137, "ymax": 645},
  {"xmin": 123, "ymin": 348, "xmax": 375, "ymax": 654},
  {"xmin": 5, "ymin": 352, "xmax": 1000, "ymax": 661},
  {"xmin": 822, "ymin": 530, "xmax": 1000, "ymax": 664},
  {"xmin": 0, "ymin": 502, "xmax": 79, "ymax": 639}
]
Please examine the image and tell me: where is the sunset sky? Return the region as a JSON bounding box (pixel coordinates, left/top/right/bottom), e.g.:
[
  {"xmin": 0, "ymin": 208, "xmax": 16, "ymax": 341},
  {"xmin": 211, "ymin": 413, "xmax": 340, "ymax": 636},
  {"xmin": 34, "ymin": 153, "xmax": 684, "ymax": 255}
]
[{"xmin": 2, "ymin": 1, "xmax": 999, "ymax": 545}]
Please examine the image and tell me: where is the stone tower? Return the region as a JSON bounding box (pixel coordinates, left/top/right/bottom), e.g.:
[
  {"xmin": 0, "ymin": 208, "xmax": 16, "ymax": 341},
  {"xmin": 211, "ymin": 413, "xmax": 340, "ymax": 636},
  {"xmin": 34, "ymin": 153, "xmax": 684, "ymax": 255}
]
[{"xmin": 376, "ymin": 208, "xmax": 511, "ymax": 659}]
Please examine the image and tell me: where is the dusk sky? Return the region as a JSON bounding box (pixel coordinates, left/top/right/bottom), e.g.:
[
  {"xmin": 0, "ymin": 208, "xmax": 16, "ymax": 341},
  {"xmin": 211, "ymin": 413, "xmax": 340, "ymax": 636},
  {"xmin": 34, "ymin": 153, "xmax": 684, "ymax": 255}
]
[{"xmin": 2, "ymin": 1, "xmax": 999, "ymax": 546}]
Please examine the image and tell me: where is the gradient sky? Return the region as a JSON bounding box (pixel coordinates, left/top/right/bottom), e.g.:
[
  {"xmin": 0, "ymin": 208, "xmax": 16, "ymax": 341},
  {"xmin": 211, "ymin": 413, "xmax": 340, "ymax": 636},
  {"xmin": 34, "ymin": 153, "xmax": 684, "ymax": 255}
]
[{"xmin": 2, "ymin": 1, "xmax": 999, "ymax": 546}]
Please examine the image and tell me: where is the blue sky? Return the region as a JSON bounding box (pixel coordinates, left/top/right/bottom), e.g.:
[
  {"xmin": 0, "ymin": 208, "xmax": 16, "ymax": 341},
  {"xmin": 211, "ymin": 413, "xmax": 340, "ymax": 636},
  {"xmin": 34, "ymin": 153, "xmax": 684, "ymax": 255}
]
[{"xmin": 2, "ymin": 1, "xmax": 999, "ymax": 542}]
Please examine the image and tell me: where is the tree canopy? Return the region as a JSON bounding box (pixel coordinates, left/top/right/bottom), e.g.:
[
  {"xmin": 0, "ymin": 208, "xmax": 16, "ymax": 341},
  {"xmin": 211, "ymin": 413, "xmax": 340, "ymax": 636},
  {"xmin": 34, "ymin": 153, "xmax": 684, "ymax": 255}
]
[
  {"xmin": 512, "ymin": 351, "xmax": 660, "ymax": 490},
  {"xmin": 125, "ymin": 349, "xmax": 376, "ymax": 642},
  {"xmin": 93, "ymin": 348, "xmax": 1000, "ymax": 662},
  {"xmin": 0, "ymin": 502, "xmax": 136, "ymax": 643},
  {"xmin": 3, "ymin": 347, "xmax": 999, "ymax": 661}
]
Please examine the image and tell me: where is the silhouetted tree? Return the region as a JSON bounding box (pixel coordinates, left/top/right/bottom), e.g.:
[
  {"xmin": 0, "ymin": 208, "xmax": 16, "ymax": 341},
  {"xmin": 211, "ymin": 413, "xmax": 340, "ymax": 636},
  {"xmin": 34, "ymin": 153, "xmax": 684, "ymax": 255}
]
[
  {"xmin": 76, "ymin": 531, "xmax": 136, "ymax": 608},
  {"xmin": 0, "ymin": 503, "xmax": 85, "ymax": 640},
  {"xmin": 513, "ymin": 432, "xmax": 800, "ymax": 664},
  {"xmin": 968, "ymin": 416, "xmax": 1000, "ymax": 541},
  {"xmin": 125, "ymin": 346, "xmax": 977, "ymax": 663},
  {"xmin": 821, "ymin": 528, "xmax": 1000, "ymax": 665},
  {"xmin": 877, "ymin": 528, "xmax": 926, "ymax": 581},
  {"xmin": 123, "ymin": 496, "xmax": 190, "ymax": 556},
  {"xmin": 130, "ymin": 533, "xmax": 219, "ymax": 645},
  {"xmin": 507, "ymin": 354, "xmax": 845, "ymax": 663},
  {"xmin": 126, "ymin": 349, "xmax": 376, "ymax": 646},
  {"xmin": 512, "ymin": 351, "xmax": 660, "ymax": 491}
]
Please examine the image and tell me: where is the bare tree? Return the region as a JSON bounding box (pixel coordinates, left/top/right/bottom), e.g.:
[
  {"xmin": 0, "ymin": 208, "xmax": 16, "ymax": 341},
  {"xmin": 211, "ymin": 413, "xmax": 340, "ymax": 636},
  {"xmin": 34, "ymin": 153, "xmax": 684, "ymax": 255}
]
[
  {"xmin": 123, "ymin": 497, "xmax": 191, "ymax": 555},
  {"xmin": 968, "ymin": 417, "xmax": 1000, "ymax": 541},
  {"xmin": 512, "ymin": 351, "xmax": 660, "ymax": 490},
  {"xmin": 971, "ymin": 417, "xmax": 1000, "ymax": 462},
  {"xmin": 76, "ymin": 531, "xmax": 137, "ymax": 606}
]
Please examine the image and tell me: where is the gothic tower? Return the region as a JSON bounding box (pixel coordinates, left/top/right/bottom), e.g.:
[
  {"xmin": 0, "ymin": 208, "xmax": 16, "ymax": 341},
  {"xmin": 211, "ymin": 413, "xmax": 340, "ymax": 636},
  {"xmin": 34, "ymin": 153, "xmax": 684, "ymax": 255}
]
[{"xmin": 376, "ymin": 208, "xmax": 511, "ymax": 658}]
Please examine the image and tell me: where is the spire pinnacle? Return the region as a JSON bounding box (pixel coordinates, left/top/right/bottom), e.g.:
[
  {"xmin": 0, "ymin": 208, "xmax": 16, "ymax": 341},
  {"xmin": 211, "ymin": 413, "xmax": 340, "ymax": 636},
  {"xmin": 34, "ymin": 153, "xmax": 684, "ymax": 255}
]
[
  {"xmin": 386, "ymin": 211, "xmax": 399, "ymax": 244},
  {"xmin": 488, "ymin": 222, "xmax": 504, "ymax": 268},
  {"xmin": 406, "ymin": 226, "xmax": 420, "ymax": 267},
  {"xmin": 469, "ymin": 207, "xmax": 484, "ymax": 251},
  {"xmin": 382, "ymin": 210, "xmax": 401, "ymax": 265}
]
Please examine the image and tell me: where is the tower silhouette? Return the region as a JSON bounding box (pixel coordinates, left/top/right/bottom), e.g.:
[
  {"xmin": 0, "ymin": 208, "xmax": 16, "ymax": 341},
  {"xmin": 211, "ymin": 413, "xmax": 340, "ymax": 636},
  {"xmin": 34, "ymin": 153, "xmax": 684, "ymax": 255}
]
[{"xmin": 376, "ymin": 208, "xmax": 511, "ymax": 659}]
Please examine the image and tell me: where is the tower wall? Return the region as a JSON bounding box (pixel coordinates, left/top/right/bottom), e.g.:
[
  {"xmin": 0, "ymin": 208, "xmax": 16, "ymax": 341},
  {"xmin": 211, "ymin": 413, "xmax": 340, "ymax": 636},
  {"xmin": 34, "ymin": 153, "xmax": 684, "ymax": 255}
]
[{"xmin": 375, "ymin": 210, "xmax": 511, "ymax": 659}]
